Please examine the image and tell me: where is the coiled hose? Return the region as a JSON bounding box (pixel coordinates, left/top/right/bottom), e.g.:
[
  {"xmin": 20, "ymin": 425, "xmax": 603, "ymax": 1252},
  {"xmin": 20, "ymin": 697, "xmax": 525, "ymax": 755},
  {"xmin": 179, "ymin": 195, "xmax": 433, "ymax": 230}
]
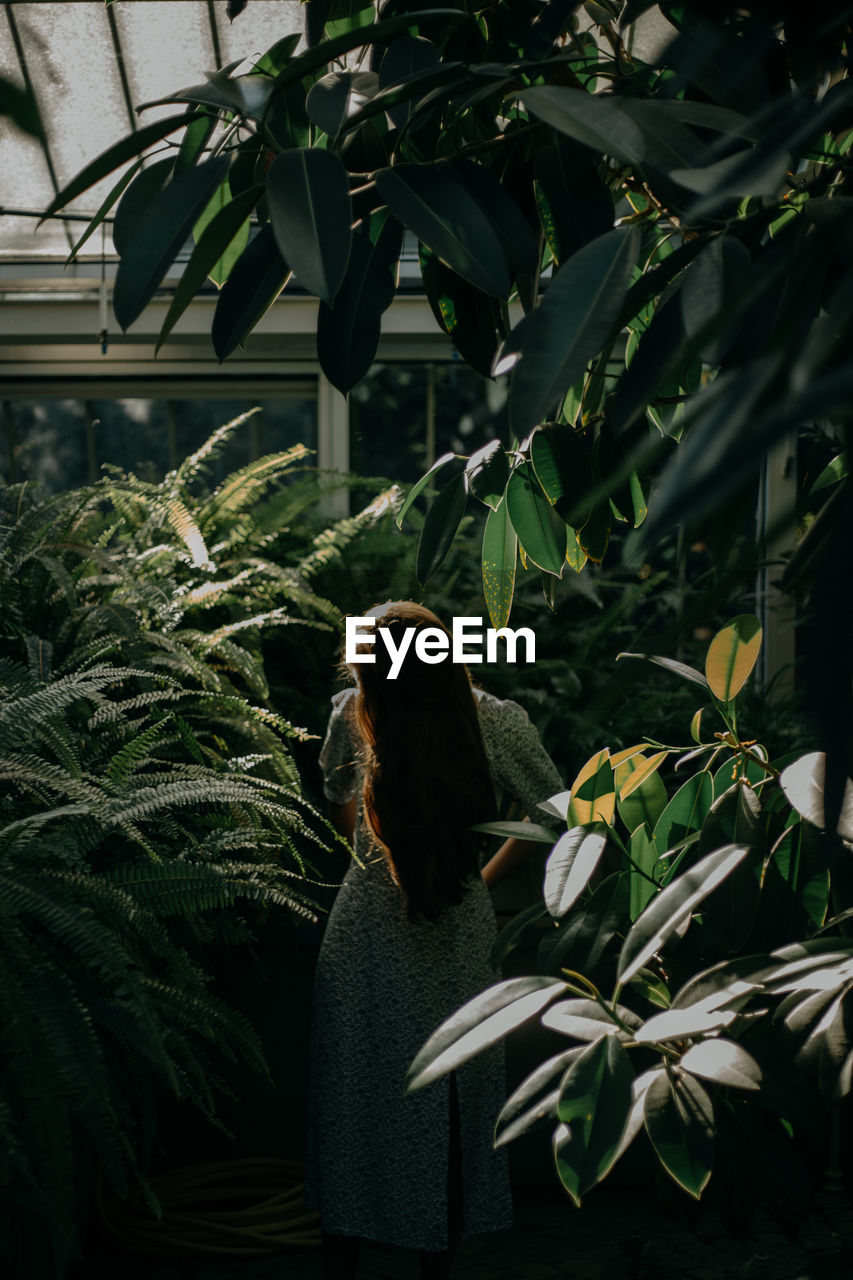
[{"xmin": 97, "ymin": 1157, "xmax": 322, "ymax": 1256}]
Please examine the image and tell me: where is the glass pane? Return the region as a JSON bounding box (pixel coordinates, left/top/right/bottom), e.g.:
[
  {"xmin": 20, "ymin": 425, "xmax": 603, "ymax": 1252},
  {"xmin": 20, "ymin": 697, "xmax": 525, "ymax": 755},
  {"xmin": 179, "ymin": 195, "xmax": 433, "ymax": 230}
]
[
  {"xmin": 2, "ymin": 394, "xmax": 317, "ymax": 491},
  {"xmin": 215, "ymin": 0, "xmax": 305, "ymax": 66},
  {"xmin": 349, "ymin": 363, "xmax": 510, "ymax": 487}
]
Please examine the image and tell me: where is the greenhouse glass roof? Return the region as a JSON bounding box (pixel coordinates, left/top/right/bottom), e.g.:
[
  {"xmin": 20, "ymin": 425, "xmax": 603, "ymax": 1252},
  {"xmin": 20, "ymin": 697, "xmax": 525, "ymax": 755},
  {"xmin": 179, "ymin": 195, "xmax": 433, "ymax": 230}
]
[{"xmin": 0, "ymin": 1, "xmax": 305, "ymax": 264}]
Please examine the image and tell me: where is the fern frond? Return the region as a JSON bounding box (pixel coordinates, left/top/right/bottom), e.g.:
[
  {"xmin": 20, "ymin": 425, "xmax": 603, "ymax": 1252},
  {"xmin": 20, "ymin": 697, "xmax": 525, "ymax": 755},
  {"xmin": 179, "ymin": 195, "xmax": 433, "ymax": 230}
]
[
  {"xmin": 201, "ymin": 444, "xmax": 312, "ymax": 525},
  {"xmin": 173, "ymin": 407, "xmax": 262, "ymax": 490}
]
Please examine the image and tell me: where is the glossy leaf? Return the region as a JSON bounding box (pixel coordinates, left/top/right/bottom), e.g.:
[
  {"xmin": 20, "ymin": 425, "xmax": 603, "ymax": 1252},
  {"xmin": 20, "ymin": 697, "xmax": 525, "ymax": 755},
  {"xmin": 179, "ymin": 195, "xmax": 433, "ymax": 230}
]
[
  {"xmin": 534, "ymin": 140, "xmax": 613, "ymax": 266},
  {"xmin": 306, "ymin": 70, "xmax": 379, "ymax": 137},
  {"xmin": 41, "ymin": 113, "xmax": 191, "ymax": 221},
  {"xmin": 519, "ymin": 86, "xmax": 645, "ymax": 166},
  {"xmin": 574, "ymin": 872, "xmax": 630, "ymax": 973},
  {"xmin": 542, "ymin": 998, "xmax": 642, "ymax": 1042},
  {"xmin": 680, "ymin": 1039, "xmax": 762, "ymax": 1092},
  {"xmin": 644, "ymin": 1071, "xmax": 714, "ymax": 1199},
  {"xmin": 618, "ymin": 763, "xmax": 667, "ymax": 835},
  {"xmin": 420, "ymin": 249, "xmax": 504, "ymax": 378},
  {"xmin": 566, "ymin": 750, "xmax": 615, "ymax": 828},
  {"xmin": 467, "ymin": 441, "xmax": 509, "ymax": 510},
  {"xmin": 616, "ymin": 651, "xmax": 710, "ymax": 693},
  {"xmin": 779, "ymin": 753, "xmax": 853, "ymax": 841},
  {"xmin": 494, "ymin": 1047, "xmax": 585, "ymax": 1148},
  {"xmin": 481, "ymin": 498, "xmax": 517, "ymax": 630},
  {"xmin": 450, "ymin": 158, "xmax": 539, "ymax": 280},
  {"xmin": 157, "ymin": 185, "xmax": 262, "ymax": 352},
  {"xmin": 376, "ymin": 163, "xmax": 512, "ymax": 299},
  {"xmin": 553, "ymin": 1034, "xmax": 635, "ymax": 1205},
  {"xmin": 267, "ymin": 149, "xmax": 352, "ymax": 304},
  {"xmin": 64, "ymin": 156, "xmax": 145, "ymax": 265},
  {"xmin": 316, "ymin": 211, "xmax": 403, "ymax": 393},
  {"xmin": 705, "ymin": 614, "xmax": 762, "ymax": 703},
  {"xmin": 654, "ymin": 772, "xmax": 714, "ymax": 855},
  {"xmin": 471, "ymin": 820, "xmax": 556, "ymax": 844},
  {"xmin": 395, "ymin": 452, "xmax": 455, "ymax": 529},
  {"xmin": 112, "ymin": 158, "xmax": 174, "ymax": 257},
  {"xmin": 544, "ymin": 827, "xmax": 608, "ymax": 918},
  {"xmin": 406, "ymin": 976, "xmax": 564, "ymax": 1092},
  {"xmin": 212, "ymin": 224, "xmax": 290, "ymax": 362},
  {"xmin": 636, "ymin": 999, "xmax": 743, "ymax": 1044},
  {"xmin": 618, "ymin": 749, "xmax": 668, "ymax": 802},
  {"xmin": 378, "ymin": 35, "xmax": 440, "ymax": 128},
  {"xmin": 628, "ymin": 824, "xmax": 658, "ymax": 922},
  {"xmin": 113, "ymin": 157, "xmax": 229, "ymax": 332},
  {"xmin": 530, "ymin": 424, "xmax": 594, "ymax": 525},
  {"xmin": 505, "ymin": 463, "xmax": 567, "ymax": 576},
  {"xmin": 681, "ymin": 236, "xmax": 752, "ymax": 365},
  {"xmin": 618, "ymin": 843, "xmax": 750, "ymax": 985},
  {"xmin": 415, "ymin": 471, "xmax": 468, "ymax": 585},
  {"xmin": 500, "ymin": 227, "xmax": 640, "ymax": 436}
]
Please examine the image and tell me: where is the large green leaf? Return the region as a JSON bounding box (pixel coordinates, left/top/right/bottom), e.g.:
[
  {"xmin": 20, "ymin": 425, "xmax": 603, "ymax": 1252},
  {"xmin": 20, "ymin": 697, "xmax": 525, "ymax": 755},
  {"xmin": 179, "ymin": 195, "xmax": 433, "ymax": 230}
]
[
  {"xmin": 406, "ymin": 976, "xmax": 564, "ymax": 1092},
  {"xmin": 420, "ymin": 249, "xmax": 503, "ymax": 378},
  {"xmin": 211, "ymin": 224, "xmax": 291, "ymax": 362},
  {"xmin": 644, "ymin": 1071, "xmax": 715, "ymax": 1199},
  {"xmin": 553, "ymin": 1034, "xmax": 635, "ymax": 1205},
  {"xmin": 267, "ymin": 150, "xmax": 352, "ymax": 305},
  {"xmin": 534, "ymin": 140, "xmax": 613, "ymax": 266},
  {"xmin": 467, "ymin": 441, "xmax": 509, "ymax": 510},
  {"xmin": 41, "ymin": 112, "xmax": 191, "ymax": 221},
  {"xmin": 566, "ymin": 750, "xmax": 615, "ymax": 828},
  {"xmin": 519, "ymin": 86, "xmax": 646, "ymax": 166},
  {"xmin": 705, "ymin": 614, "xmax": 762, "ymax": 703},
  {"xmin": 542, "ymin": 998, "xmax": 642, "ymax": 1042},
  {"xmin": 501, "ymin": 227, "xmax": 639, "ymax": 436},
  {"xmin": 505, "ymin": 463, "xmax": 566, "ymax": 576},
  {"xmin": 450, "ymin": 158, "xmax": 539, "ymax": 280},
  {"xmin": 65, "ymin": 156, "xmax": 145, "ymax": 265},
  {"xmin": 544, "ymin": 827, "xmax": 608, "ymax": 919},
  {"xmin": 779, "ymin": 752, "xmax": 853, "ymax": 841},
  {"xmin": 306, "ymin": 70, "xmax": 379, "ymax": 137},
  {"xmin": 681, "ymin": 236, "xmax": 752, "ymax": 365},
  {"xmin": 481, "ymin": 497, "xmax": 517, "ymax": 630},
  {"xmin": 395, "ymin": 451, "xmax": 455, "ymax": 529},
  {"xmin": 112, "ymin": 158, "xmax": 174, "ymax": 256},
  {"xmin": 618, "ymin": 843, "xmax": 750, "ymax": 985},
  {"xmin": 113, "ymin": 157, "xmax": 229, "ymax": 332},
  {"xmin": 573, "ymin": 871, "xmax": 630, "ymax": 973},
  {"xmin": 156, "ymin": 186, "xmax": 262, "ymax": 353},
  {"xmin": 376, "ymin": 163, "xmax": 512, "ymax": 298},
  {"xmin": 680, "ymin": 1039, "xmax": 762, "ymax": 1092},
  {"xmin": 494, "ymin": 1047, "xmax": 585, "ymax": 1148},
  {"xmin": 616, "ymin": 651, "xmax": 710, "ymax": 693},
  {"xmin": 616, "ymin": 753, "xmax": 668, "ymax": 834},
  {"xmin": 654, "ymin": 772, "xmax": 714, "ymax": 855},
  {"xmin": 613, "ymin": 99, "xmax": 711, "ymax": 171},
  {"xmin": 316, "ymin": 211, "xmax": 403, "ymax": 393},
  {"xmin": 415, "ymin": 471, "xmax": 468, "ymax": 585},
  {"xmin": 530, "ymin": 424, "xmax": 594, "ymax": 525},
  {"xmin": 378, "ymin": 34, "xmax": 440, "ymax": 128},
  {"xmin": 628, "ymin": 823, "xmax": 658, "ymax": 922}
]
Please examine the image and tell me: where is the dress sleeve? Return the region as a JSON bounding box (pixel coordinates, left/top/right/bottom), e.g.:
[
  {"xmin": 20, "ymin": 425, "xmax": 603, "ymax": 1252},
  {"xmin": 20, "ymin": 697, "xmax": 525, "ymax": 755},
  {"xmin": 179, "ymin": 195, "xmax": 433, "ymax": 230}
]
[
  {"xmin": 482, "ymin": 695, "xmax": 564, "ymax": 827},
  {"xmin": 318, "ymin": 688, "xmax": 359, "ymax": 804}
]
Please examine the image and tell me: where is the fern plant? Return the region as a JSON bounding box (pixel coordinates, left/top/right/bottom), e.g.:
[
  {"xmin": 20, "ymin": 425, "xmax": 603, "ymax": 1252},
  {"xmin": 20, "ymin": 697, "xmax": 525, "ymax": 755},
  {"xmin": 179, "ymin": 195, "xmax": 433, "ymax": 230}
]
[{"xmin": 0, "ymin": 412, "xmax": 385, "ymax": 1273}]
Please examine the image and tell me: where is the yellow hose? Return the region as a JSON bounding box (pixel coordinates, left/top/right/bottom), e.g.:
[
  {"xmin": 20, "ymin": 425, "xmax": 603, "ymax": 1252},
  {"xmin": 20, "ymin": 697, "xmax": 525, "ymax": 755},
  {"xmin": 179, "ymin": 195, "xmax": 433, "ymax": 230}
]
[{"xmin": 97, "ymin": 1157, "xmax": 322, "ymax": 1256}]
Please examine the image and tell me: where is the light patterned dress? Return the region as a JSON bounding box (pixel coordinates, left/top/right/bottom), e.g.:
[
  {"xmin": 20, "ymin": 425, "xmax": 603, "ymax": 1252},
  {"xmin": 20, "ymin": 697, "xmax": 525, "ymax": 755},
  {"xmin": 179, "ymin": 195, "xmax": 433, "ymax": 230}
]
[{"xmin": 305, "ymin": 684, "xmax": 563, "ymax": 1251}]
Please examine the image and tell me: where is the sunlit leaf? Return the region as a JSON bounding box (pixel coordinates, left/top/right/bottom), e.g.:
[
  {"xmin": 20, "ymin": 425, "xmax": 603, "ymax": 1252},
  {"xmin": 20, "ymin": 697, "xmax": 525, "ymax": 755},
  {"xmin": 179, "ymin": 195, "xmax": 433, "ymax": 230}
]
[
  {"xmin": 406, "ymin": 976, "xmax": 564, "ymax": 1092},
  {"xmin": 617, "ymin": 651, "xmax": 710, "ymax": 692},
  {"xmin": 779, "ymin": 752, "xmax": 853, "ymax": 841},
  {"xmin": 705, "ymin": 614, "xmax": 762, "ymax": 703},
  {"xmin": 544, "ymin": 827, "xmax": 608, "ymax": 918},
  {"xmin": 467, "ymin": 441, "xmax": 510, "ymax": 510},
  {"xmin": 553, "ymin": 1034, "xmax": 635, "ymax": 1205},
  {"xmin": 542, "ymin": 998, "xmax": 641, "ymax": 1042},
  {"xmin": 618, "ymin": 844, "xmax": 750, "ymax": 985},
  {"xmin": 212, "ymin": 224, "xmax": 290, "ymax": 362},
  {"xmin": 494, "ymin": 1047, "xmax": 585, "ymax": 1147},
  {"xmin": 566, "ymin": 750, "xmax": 615, "ymax": 827},
  {"xmin": 628, "ymin": 824, "xmax": 658, "ymax": 922},
  {"xmin": 395, "ymin": 452, "xmax": 455, "ymax": 529},
  {"xmin": 680, "ymin": 1039, "xmax": 762, "ymax": 1091},
  {"xmin": 505, "ymin": 463, "xmax": 566, "ymax": 576},
  {"xmin": 481, "ymin": 497, "xmax": 517, "ymax": 630},
  {"xmin": 644, "ymin": 1071, "xmax": 714, "ymax": 1199},
  {"xmin": 267, "ymin": 149, "xmax": 352, "ymax": 304},
  {"xmin": 415, "ymin": 470, "xmax": 468, "ymax": 585}
]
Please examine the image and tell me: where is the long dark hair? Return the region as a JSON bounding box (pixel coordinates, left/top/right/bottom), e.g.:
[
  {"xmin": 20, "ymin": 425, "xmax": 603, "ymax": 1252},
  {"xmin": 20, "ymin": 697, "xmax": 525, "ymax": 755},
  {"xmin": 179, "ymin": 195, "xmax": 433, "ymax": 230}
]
[{"xmin": 350, "ymin": 602, "xmax": 496, "ymax": 922}]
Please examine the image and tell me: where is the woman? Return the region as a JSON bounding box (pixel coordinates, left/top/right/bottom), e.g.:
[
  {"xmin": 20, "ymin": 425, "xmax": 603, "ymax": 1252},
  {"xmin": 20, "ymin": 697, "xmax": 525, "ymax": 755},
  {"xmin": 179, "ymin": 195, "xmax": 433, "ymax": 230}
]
[{"xmin": 306, "ymin": 602, "xmax": 563, "ymax": 1279}]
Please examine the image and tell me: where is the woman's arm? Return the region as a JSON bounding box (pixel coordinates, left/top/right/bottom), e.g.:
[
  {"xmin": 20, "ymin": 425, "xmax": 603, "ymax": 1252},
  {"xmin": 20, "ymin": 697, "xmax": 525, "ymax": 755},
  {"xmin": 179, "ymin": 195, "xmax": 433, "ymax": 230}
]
[{"xmin": 481, "ymin": 833, "xmax": 544, "ymax": 888}]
